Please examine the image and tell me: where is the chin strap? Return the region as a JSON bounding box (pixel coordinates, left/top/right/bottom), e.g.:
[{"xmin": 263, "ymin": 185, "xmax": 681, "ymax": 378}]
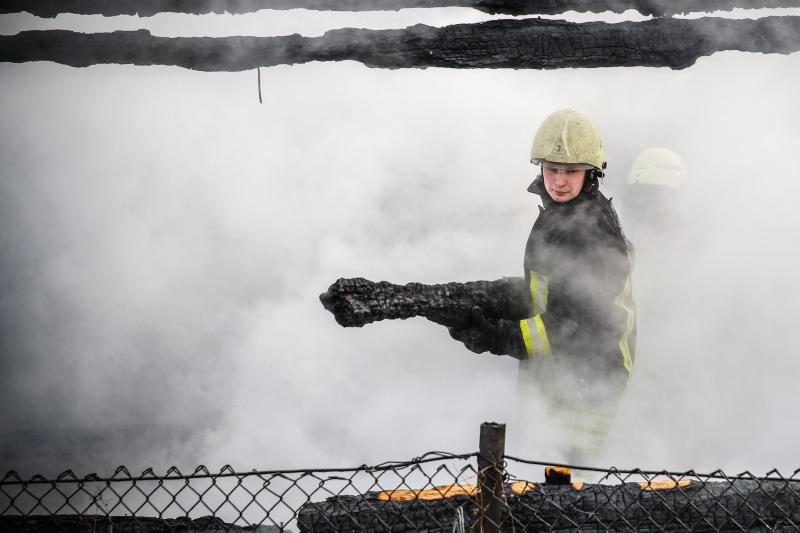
[{"xmin": 583, "ymin": 162, "xmax": 607, "ymax": 198}]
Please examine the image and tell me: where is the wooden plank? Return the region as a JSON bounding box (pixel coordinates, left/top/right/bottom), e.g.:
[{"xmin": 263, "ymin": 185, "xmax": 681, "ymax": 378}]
[
  {"xmin": 2, "ymin": 16, "xmax": 799, "ymax": 72},
  {"xmin": 297, "ymin": 478, "xmax": 800, "ymax": 532},
  {"xmin": 2, "ymin": 0, "xmax": 800, "ymax": 18}
]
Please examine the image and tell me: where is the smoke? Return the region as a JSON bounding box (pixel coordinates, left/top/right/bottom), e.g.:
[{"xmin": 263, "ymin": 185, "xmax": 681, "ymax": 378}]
[
  {"xmin": 1, "ymin": 8, "xmax": 799, "ymax": 479},
  {"xmin": 602, "ymin": 52, "xmax": 800, "ymax": 473}
]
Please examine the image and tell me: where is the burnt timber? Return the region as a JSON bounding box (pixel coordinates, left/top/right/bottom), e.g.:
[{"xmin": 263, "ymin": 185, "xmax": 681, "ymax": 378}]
[
  {"xmin": 0, "ymin": 515, "xmax": 280, "ymax": 532},
  {"xmin": 1, "ymin": 16, "xmax": 800, "ymax": 71},
  {"xmin": 319, "ymin": 277, "xmax": 530, "ymax": 329},
  {"xmin": 2, "ymin": 0, "xmax": 800, "ymax": 17},
  {"xmin": 297, "ymin": 479, "xmax": 800, "ymax": 532}
]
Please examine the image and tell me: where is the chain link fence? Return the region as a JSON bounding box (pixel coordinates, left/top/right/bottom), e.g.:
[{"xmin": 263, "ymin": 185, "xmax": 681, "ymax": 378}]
[
  {"xmin": 2, "ymin": 432, "xmax": 800, "ymax": 531},
  {"xmin": 0, "ymin": 452, "xmax": 480, "ymax": 532}
]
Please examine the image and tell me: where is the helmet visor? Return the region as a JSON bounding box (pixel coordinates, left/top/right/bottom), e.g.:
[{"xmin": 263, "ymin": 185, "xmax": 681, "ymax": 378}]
[{"xmin": 532, "ymin": 159, "xmax": 595, "ymax": 171}]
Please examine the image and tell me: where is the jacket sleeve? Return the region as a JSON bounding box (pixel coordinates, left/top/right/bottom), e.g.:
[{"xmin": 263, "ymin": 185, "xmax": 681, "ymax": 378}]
[{"xmin": 491, "ymin": 269, "xmax": 556, "ymax": 360}]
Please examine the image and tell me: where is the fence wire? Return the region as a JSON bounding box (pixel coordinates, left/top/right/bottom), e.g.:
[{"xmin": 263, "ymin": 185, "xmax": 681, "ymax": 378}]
[{"xmin": 2, "ymin": 452, "xmax": 800, "ymax": 532}]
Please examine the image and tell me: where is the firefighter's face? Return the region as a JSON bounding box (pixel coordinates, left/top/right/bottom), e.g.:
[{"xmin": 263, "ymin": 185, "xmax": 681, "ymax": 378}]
[{"xmin": 542, "ymin": 165, "xmax": 586, "ymax": 203}]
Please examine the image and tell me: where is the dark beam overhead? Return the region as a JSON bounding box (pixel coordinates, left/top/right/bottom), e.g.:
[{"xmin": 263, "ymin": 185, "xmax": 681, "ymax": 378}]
[
  {"xmin": 1, "ymin": 16, "xmax": 799, "ymax": 71},
  {"xmin": 1, "ymin": 0, "xmax": 799, "ymax": 18}
]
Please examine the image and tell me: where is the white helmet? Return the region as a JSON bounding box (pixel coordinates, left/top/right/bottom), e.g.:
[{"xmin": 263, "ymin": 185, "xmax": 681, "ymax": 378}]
[{"xmin": 628, "ymin": 147, "xmax": 688, "ymax": 188}]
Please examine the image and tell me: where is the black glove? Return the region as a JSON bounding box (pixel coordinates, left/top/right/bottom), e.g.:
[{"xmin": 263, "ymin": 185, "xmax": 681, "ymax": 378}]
[{"xmin": 448, "ymin": 307, "xmax": 500, "ymax": 354}]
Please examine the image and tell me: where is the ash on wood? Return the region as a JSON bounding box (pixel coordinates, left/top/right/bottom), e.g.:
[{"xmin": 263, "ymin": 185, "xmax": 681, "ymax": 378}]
[
  {"xmin": 2, "ymin": 16, "xmax": 800, "ymax": 71},
  {"xmin": 296, "ymin": 477, "xmax": 800, "ymax": 532},
  {"xmin": 319, "ymin": 277, "xmax": 530, "ymax": 329},
  {"xmin": 3, "ymin": 0, "xmax": 799, "ymax": 17},
  {"xmin": 0, "ymin": 515, "xmax": 281, "ymax": 532}
]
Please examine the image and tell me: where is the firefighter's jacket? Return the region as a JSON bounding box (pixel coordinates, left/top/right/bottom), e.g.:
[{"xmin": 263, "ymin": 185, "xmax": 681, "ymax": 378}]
[{"xmin": 497, "ymin": 177, "xmax": 636, "ymax": 386}]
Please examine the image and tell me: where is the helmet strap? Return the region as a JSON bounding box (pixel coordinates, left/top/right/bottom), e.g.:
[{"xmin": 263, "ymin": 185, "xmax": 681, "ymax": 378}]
[
  {"xmin": 583, "ymin": 162, "xmax": 607, "ymax": 197},
  {"xmin": 583, "ymin": 171, "xmax": 599, "ymax": 197}
]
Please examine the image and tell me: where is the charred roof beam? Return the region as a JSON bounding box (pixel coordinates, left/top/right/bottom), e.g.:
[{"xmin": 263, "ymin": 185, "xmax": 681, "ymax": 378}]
[
  {"xmin": 1, "ymin": 16, "xmax": 800, "ymax": 71},
  {"xmin": 2, "ymin": 0, "xmax": 800, "ymax": 18}
]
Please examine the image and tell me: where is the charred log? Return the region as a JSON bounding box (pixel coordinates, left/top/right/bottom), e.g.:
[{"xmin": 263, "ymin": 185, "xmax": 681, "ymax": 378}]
[
  {"xmin": 319, "ymin": 277, "xmax": 530, "ymax": 328},
  {"xmin": 2, "ymin": 16, "xmax": 799, "ymax": 71},
  {"xmin": 2, "ymin": 0, "xmax": 800, "ymax": 18},
  {"xmin": 297, "ymin": 479, "xmax": 800, "ymax": 532},
  {"xmin": 0, "ymin": 514, "xmax": 280, "ymax": 532}
]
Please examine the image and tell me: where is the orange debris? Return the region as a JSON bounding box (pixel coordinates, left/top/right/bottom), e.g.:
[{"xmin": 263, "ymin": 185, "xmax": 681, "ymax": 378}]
[
  {"xmin": 376, "ymin": 484, "xmax": 477, "ymax": 501},
  {"xmin": 638, "ymin": 479, "xmax": 692, "ymax": 491},
  {"xmin": 376, "ymin": 478, "xmax": 581, "ymax": 502},
  {"xmin": 511, "ymin": 481, "xmax": 537, "ymax": 494}
]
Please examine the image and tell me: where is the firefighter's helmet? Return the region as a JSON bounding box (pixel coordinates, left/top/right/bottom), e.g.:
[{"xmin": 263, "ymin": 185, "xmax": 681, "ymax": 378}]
[
  {"xmin": 627, "ymin": 147, "xmax": 688, "ymax": 188},
  {"xmin": 530, "ymin": 109, "xmax": 605, "ymax": 170}
]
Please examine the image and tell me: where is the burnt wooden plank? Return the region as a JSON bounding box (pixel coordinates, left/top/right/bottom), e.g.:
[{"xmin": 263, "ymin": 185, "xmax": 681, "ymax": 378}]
[
  {"xmin": 319, "ymin": 277, "xmax": 530, "ymax": 329},
  {"xmin": 0, "ymin": 515, "xmax": 281, "ymax": 532},
  {"xmin": 2, "ymin": 0, "xmax": 800, "ymax": 17},
  {"xmin": 1, "ymin": 17, "xmax": 799, "ymax": 72},
  {"xmin": 297, "ymin": 479, "xmax": 800, "ymax": 532}
]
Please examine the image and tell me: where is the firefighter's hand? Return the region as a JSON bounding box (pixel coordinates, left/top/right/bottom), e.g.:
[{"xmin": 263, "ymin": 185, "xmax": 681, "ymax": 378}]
[{"xmin": 448, "ymin": 306, "xmax": 498, "ymax": 354}]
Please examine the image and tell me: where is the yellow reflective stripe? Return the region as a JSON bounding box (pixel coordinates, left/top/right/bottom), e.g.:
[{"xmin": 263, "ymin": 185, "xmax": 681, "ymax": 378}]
[
  {"xmin": 528, "ymin": 271, "xmax": 549, "ymax": 315},
  {"xmin": 533, "ymin": 315, "xmax": 551, "ymax": 354},
  {"xmin": 520, "ymin": 319, "xmax": 535, "ymax": 358},
  {"xmin": 542, "ymin": 280, "xmax": 548, "ymax": 313},
  {"xmin": 614, "ymin": 275, "xmax": 635, "ymax": 375},
  {"xmin": 520, "ymin": 315, "xmax": 551, "ymax": 358},
  {"xmin": 521, "ymin": 271, "xmax": 550, "ymax": 358}
]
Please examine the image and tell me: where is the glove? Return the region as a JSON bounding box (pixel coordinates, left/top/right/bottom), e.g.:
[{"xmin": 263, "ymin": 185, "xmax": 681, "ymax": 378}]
[{"xmin": 448, "ymin": 306, "xmax": 500, "ymax": 354}]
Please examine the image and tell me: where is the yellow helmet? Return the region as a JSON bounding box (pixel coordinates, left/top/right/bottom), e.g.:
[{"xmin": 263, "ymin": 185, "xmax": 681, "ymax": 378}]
[
  {"xmin": 530, "ymin": 109, "xmax": 605, "ymax": 170},
  {"xmin": 627, "ymin": 147, "xmax": 688, "ymax": 188}
]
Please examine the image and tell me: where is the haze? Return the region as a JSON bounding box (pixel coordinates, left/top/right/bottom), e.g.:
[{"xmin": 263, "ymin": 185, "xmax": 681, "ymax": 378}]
[{"xmin": 1, "ymin": 7, "xmax": 799, "ymax": 478}]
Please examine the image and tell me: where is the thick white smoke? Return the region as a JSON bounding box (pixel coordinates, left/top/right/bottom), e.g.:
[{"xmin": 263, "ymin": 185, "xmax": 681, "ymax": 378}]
[{"xmin": 0, "ymin": 8, "xmax": 799, "ymax": 479}]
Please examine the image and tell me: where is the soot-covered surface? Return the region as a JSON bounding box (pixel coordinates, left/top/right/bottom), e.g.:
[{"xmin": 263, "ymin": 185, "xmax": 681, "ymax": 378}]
[{"xmin": 1, "ymin": 16, "xmax": 800, "ymax": 71}]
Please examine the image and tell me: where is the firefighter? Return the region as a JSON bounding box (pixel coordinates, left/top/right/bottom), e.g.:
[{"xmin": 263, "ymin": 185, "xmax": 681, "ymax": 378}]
[
  {"xmin": 448, "ymin": 109, "xmax": 636, "ymax": 464},
  {"xmin": 621, "ymin": 146, "xmax": 689, "ymax": 352},
  {"xmin": 623, "ymin": 146, "xmax": 689, "ymax": 235}
]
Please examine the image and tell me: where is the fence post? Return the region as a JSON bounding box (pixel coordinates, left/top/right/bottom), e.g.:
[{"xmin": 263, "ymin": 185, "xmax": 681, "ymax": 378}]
[{"xmin": 477, "ymin": 422, "xmax": 506, "ymax": 533}]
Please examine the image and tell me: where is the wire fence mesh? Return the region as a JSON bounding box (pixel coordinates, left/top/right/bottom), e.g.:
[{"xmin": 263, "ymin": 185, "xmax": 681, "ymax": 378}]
[{"xmin": 2, "ymin": 451, "xmax": 800, "ymax": 532}]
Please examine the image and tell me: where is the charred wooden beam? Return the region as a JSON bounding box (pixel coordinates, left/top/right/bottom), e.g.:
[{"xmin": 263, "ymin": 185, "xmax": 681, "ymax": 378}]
[
  {"xmin": 2, "ymin": 16, "xmax": 800, "ymax": 71},
  {"xmin": 297, "ymin": 478, "xmax": 800, "ymax": 532},
  {"xmin": 319, "ymin": 277, "xmax": 530, "ymax": 329},
  {"xmin": 0, "ymin": 514, "xmax": 281, "ymax": 532},
  {"xmin": 3, "ymin": 0, "xmax": 800, "ymax": 18}
]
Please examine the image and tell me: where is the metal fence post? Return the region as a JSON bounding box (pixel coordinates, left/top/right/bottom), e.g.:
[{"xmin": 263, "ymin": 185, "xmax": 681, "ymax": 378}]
[{"xmin": 477, "ymin": 422, "xmax": 506, "ymax": 533}]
